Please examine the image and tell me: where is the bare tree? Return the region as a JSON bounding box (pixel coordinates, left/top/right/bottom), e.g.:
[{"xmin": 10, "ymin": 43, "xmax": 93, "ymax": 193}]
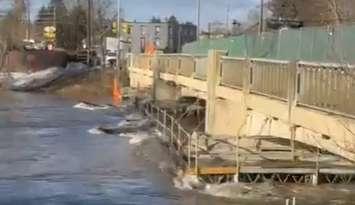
[
  {"xmin": 0, "ymin": 0, "xmax": 27, "ymax": 70},
  {"xmin": 269, "ymin": 0, "xmax": 355, "ymax": 26}
]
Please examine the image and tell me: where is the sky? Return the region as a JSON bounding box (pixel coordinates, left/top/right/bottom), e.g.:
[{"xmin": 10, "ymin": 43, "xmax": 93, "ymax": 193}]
[
  {"xmin": 121, "ymin": 0, "xmax": 260, "ymax": 27},
  {"xmin": 28, "ymin": 0, "xmax": 260, "ymax": 28}
]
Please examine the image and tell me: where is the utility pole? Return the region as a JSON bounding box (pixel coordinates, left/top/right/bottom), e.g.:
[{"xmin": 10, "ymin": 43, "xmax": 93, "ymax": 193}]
[
  {"xmin": 116, "ymin": 0, "xmax": 121, "ymax": 70},
  {"xmin": 259, "ymin": 0, "xmax": 264, "ymax": 35},
  {"xmin": 25, "ymin": 0, "xmax": 31, "ymax": 40},
  {"xmin": 226, "ymin": 0, "xmax": 231, "ymax": 34},
  {"xmin": 53, "ymin": 7, "xmax": 56, "ymax": 27},
  {"xmin": 87, "ymin": 0, "xmax": 93, "ymax": 65},
  {"xmin": 196, "ymin": 0, "xmax": 201, "ymax": 40}
]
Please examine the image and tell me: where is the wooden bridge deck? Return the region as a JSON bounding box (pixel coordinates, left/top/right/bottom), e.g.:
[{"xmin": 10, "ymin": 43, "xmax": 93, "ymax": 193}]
[{"xmin": 186, "ymin": 166, "xmax": 355, "ymax": 176}]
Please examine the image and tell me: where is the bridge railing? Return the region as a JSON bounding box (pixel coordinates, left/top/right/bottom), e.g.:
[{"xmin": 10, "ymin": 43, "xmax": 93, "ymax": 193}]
[
  {"xmin": 130, "ymin": 53, "xmax": 355, "ymax": 118},
  {"xmin": 133, "ymin": 54, "xmax": 151, "ymax": 70},
  {"xmin": 250, "ymin": 58, "xmax": 290, "ymax": 100},
  {"xmin": 298, "ymin": 61, "xmax": 355, "ymax": 116},
  {"xmin": 157, "ymin": 55, "xmax": 170, "ymax": 73},
  {"xmin": 178, "ymin": 55, "xmax": 195, "ymax": 77},
  {"xmin": 195, "ymin": 57, "xmax": 208, "ymax": 80},
  {"xmin": 220, "ymin": 56, "xmax": 247, "ymax": 89}
]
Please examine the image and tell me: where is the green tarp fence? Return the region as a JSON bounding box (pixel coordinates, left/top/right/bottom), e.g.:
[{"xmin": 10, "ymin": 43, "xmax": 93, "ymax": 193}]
[{"xmin": 183, "ymin": 24, "xmax": 355, "ymax": 63}]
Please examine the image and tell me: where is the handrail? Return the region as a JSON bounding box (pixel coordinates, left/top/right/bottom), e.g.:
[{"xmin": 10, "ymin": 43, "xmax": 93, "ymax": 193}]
[
  {"xmin": 131, "ymin": 53, "xmax": 355, "ymax": 118},
  {"xmin": 141, "ymin": 103, "xmax": 194, "ymax": 171}
]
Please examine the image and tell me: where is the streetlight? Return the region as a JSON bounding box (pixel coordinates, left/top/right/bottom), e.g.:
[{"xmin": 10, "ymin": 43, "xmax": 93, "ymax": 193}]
[
  {"xmin": 196, "ymin": 0, "xmax": 201, "ymax": 40},
  {"xmin": 259, "ymin": 0, "xmax": 264, "ymax": 35},
  {"xmin": 116, "ymin": 0, "xmax": 121, "ymax": 70}
]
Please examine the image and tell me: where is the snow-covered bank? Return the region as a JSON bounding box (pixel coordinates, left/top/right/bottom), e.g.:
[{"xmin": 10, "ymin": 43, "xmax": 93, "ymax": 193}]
[{"xmin": 8, "ymin": 63, "xmax": 89, "ymax": 91}]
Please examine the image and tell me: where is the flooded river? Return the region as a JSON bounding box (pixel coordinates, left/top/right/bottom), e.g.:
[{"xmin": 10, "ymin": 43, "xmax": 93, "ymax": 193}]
[
  {"xmin": 0, "ymin": 91, "xmax": 355, "ymax": 205},
  {"xmin": 0, "ymin": 91, "xmax": 237, "ymax": 205}
]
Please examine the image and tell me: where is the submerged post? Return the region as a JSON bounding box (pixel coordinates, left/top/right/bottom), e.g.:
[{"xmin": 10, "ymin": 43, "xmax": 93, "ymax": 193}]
[
  {"xmin": 170, "ymin": 116, "xmax": 174, "ymax": 147},
  {"xmin": 290, "ymin": 126, "xmax": 296, "ymax": 161},
  {"xmin": 188, "ymin": 132, "xmax": 196, "ymax": 169},
  {"xmin": 157, "ymin": 107, "xmax": 160, "ymax": 130},
  {"xmin": 194, "ymin": 134, "xmax": 199, "ymax": 176},
  {"xmin": 163, "ymin": 110, "xmax": 167, "ymax": 140},
  {"xmin": 312, "ymin": 148, "xmax": 320, "ymax": 185},
  {"xmin": 177, "ymin": 124, "xmax": 182, "ymax": 151}
]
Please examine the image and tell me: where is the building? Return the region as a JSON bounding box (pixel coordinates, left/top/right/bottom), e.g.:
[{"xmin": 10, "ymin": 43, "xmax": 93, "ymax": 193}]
[
  {"xmin": 201, "ymin": 20, "xmax": 242, "ymax": 39},
  {"xmin": 168, "ymin": 23, "xmax": 197, "ymax": 53},
  {"xmin": 130, "ymin": 22, "xmax": 169, "ymax": 54},
  {"xmin": 129, "ymin": 21, "xmax": 197, "ymax": 54}
]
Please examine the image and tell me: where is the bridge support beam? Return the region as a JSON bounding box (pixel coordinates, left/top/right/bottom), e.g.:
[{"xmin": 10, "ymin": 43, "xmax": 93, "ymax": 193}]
[{"xmin": 206, "ymin": 50, "xmax": 243, "ymax": 135}]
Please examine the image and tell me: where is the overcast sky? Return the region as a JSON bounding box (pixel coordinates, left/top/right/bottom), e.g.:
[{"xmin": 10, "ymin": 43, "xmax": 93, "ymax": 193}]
[{"xmin": 28, "ymin": 0, "xmax": 260, "ymax": 28}]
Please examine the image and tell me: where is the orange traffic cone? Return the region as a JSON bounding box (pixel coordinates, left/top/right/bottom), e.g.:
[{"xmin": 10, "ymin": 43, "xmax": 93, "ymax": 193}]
[{"xmin": 112, "ymin": 78, "xmax": 122, "ymax": 106}]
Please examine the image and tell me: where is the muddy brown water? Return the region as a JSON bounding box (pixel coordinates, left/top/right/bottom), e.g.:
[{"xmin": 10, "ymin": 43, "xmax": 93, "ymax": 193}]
[{"xmin": 0, "ymin": 91, "xmax": 355, "ymax": 205}]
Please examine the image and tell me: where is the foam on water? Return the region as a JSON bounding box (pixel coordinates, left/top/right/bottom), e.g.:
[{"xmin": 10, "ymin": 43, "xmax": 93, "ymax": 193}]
[
  {"xmin": 73, "ymin": 102, "xmax": 110, "ymax": 111},
  {"xmin": 119, "ymin": 132, "xmax": 151, "ymax": 145},
  {"xmin": 87, "ymin": 127, "xmax": 104, "ymax": 135},
  {"xmin": 125, "ymin": 113, "xmax": 143, "ymax": 121},
  {"xmin": 173, "ymin": 174, "xmax": 202, "ymax": 190}
]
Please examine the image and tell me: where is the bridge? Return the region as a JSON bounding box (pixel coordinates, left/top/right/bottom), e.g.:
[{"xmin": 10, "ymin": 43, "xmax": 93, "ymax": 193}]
[{"xmin": 128, "ymin": 50, "xmax": 355, "ymax": 184}]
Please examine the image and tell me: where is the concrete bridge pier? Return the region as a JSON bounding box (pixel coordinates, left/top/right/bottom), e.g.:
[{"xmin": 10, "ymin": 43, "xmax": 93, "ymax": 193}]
[
  {"xmin": 205, "ymin": 50, "xmax": 247, "ymax": 137},
  {"xmin": 152, "ymin": 57, "xmax": 181, "ymax": 103}
]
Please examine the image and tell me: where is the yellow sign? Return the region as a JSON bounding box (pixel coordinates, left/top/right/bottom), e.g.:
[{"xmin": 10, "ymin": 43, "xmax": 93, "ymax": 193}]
[
  {"xmin": 112, "ymin": 22, "xmax": 131, "ymax": 34},
  {"xmin": 44, "ymin": 26, "xmax": 56, "ymax": 42}
]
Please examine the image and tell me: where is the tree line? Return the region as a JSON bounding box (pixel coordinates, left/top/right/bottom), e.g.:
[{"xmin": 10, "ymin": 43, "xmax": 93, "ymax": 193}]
[{"xmin": 268, "ymin": 0, "xmax": 355, "ymax": 26}]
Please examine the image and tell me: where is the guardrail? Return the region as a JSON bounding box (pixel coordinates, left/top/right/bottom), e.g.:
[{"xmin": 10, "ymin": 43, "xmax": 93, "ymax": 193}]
[
  {"xmin": 250, "ymin": 58, "xmax": 290, "ymax": 100},
  {"xmin": 195, "ymin": 57, "xmax": 208, "ymax": 80},
  {"xmin": 298, "ymin": 61, "xmax": 355, "ymax": 116},
  {"xmin": 132, "ymin": 54, "xmax": 151, "ymax": 70},
  {"xmin": 178, "ymin": 55, "xmax": 195, "ymax": 77},
  {"xmin": 220, "ymin": 57, "xmax": 246, "ymax": 89},
  {"xmin": 131, "ymin": 53, "xmax": 355, "ymax": 118},
  {"xmin": 140, "ymin": 102, "xmax": 238, "ymax": 177},
  {"xmin": 142, "ymin": 103, "xmax": 193, "ymax": 169}
]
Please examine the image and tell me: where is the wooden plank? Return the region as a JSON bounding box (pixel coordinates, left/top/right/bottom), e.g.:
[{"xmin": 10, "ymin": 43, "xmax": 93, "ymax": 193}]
[
  {"xmin": 186, "ymin": 167, "xmax": 237, "ymax": 175},
  {"xmin": 186, "ymin": 165, "xmax": 355, "ymax": 176}
]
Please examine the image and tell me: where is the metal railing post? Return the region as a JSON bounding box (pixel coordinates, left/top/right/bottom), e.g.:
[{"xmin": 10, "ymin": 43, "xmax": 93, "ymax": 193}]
[
  {"xmin": 188, "ymin": 133, "xmax": 192, "ymax": 169},
  {"xmin": 157, "ymin": 106, "xmax": 160, "ymax": 130},
  {"xmin": 163, "ymin": 110, "xmax": 167, "ymax": 140},
  {"xmin": 170, "ymin": 116, "xmax": 174, "ymax": 147},
  {"xmin": 195, "ymin": 134, "xmax": 199, "ymax": 176},
  {"xmin": 177, "ymin": 124, "xmax": 182, "ymax": 151}
]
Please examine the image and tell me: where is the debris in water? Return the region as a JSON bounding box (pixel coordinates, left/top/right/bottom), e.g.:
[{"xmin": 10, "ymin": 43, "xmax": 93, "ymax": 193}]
[{"xmin": 98, "ymin": 119, "xmax": 154, "ymax": 135}]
